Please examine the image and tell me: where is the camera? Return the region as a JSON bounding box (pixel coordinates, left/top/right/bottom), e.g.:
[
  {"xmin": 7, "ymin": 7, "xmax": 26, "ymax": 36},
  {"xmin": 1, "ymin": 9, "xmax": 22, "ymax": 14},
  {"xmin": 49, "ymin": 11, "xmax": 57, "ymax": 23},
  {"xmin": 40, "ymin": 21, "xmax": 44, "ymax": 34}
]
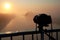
[{"xmin": 33, "ymin": 14, "xmax": 52, "ymax": 27}]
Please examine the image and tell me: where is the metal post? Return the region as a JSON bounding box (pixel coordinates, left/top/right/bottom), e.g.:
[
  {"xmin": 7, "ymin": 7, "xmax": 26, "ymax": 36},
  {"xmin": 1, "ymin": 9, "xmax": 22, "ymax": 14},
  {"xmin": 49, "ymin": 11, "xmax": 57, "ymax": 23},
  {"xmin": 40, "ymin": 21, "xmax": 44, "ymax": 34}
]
[
  {"xmin": 11, "ymin": 36, "xmax": 12, "ymax": 40},
  {"xmin": 49, "ymin": 32, "xmax": 50, "ymax": 40},
  {"xmin": 0, "ymin": 37, "xmax": 1, "ymax": 40},
  {"xmin": 23, "ymin": 35, "xmax": 25, "ymax": 40},
  {"xmin": 32, "ymin": 34, "xmax": 34, "ymax": 40},
  {"xmin": 56, "ymin": 32, "xmax": 58, "ymax": 40}
]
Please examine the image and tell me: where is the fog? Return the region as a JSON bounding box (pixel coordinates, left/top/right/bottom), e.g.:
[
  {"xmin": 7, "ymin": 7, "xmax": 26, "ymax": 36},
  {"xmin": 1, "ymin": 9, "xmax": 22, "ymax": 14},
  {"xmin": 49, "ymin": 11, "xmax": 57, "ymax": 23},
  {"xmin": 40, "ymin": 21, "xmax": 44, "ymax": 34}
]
[
  {"xmin": 0, "ymin": 14, "xmax": 15, "ymax": 32},
  {"xmin": 0, "ymin": 4, "xmax": 60, "ymax": 40},
  {"xmin": 0, "ymin": 10, "xmax": 60, "ymax": 40},
  {"xmin": 0, "ymin": 10, "xmax": 60, "ymax": 32}
]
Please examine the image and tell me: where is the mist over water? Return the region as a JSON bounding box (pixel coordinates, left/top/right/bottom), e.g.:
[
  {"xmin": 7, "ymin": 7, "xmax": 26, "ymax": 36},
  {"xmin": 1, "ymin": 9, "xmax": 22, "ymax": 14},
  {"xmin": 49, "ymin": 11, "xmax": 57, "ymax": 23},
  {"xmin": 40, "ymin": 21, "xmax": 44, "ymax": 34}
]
[
  {"xmin": 0, "ymin": 14, "xmax": 15, "ymax": 32},
  {"xmin": 0, "ymin": 10, "xmax": 60, "ymax": 32},
  {"xmin": 0, "ymin": 11, "xmax": 60, "ymax": 40},
  {"xmin": 0, "ymin": 0, "xmax": 60, "ymax": 40}
]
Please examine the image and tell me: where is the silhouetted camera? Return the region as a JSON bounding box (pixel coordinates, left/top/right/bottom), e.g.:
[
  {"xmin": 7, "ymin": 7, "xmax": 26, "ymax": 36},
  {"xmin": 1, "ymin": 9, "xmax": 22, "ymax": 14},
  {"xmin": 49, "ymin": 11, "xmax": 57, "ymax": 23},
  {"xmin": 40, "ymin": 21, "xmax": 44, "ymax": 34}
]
[{"xmin": 33, "ymin": 14, "xmax": 52, "ymax": 27}]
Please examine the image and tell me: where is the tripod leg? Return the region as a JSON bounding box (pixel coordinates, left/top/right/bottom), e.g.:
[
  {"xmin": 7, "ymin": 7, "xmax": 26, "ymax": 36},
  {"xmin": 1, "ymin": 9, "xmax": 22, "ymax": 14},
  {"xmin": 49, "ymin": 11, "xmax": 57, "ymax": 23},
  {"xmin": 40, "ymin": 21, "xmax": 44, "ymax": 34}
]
[
  {"xmin": 41, "ymin": 31, "xmax": 44, "ymax": 40},
  {"xmin": 39, "ymin": 27, "xmax": 44, "ymax": 40},
  {"xmin": 45, "ymin": 32, "xmax": 55, "ymax": 40},
  {"xmin": 40, "ymin": 29, "xmax": 55, "ymax": 40}
]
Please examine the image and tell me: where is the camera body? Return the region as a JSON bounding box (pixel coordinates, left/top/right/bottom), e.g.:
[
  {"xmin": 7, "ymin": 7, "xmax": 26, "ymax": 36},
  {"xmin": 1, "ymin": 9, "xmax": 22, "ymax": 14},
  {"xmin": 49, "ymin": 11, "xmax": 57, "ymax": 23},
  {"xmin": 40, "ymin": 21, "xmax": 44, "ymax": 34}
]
[{"xmin": 33, "ymin": 14, "xmax": 52, "ymax": 27}]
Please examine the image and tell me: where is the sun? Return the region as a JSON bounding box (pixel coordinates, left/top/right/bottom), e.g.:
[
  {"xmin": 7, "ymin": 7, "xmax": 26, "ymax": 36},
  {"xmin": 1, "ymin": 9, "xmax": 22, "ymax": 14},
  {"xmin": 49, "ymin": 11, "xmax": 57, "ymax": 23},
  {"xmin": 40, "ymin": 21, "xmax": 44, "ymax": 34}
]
[
  {"xmin": 1, "ymin": 2, "xmax": 14, "ymax": 14},
  {"xmin": 4, "ymin": 3, "xmax": 11, "ymax": 10},
  {"xmin": 5, "ymin": 3, "xmax": 10, "ymax": 9}
]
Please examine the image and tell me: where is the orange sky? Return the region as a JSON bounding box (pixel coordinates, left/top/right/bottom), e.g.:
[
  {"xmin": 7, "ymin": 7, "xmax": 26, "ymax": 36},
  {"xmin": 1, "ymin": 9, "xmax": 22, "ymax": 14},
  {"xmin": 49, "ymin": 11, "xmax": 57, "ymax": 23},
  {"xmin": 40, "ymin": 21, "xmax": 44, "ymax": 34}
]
[
  {"xmin": 0, "ymin": 0, "xmax": 60, "ymax": 32},
  {"xmin": 0, "ymin": 0, "xmax": 60, "ymax": 15}
]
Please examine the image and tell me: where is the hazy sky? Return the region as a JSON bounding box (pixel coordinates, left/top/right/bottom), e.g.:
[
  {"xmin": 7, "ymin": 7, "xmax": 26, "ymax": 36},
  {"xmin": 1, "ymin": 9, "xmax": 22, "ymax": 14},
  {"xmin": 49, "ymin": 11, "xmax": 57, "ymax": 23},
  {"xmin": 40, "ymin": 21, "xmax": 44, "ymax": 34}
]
[
  {"xmin": 0, "ymin": 0, "xmax": 60, "ymax": 15},
  {"xmin": 0, "ymin": 0, "xmax": 60, "ymax": 32},
  {"xmin": 0, "ymin": 0, "xmax": 60, "ymax": 40}
]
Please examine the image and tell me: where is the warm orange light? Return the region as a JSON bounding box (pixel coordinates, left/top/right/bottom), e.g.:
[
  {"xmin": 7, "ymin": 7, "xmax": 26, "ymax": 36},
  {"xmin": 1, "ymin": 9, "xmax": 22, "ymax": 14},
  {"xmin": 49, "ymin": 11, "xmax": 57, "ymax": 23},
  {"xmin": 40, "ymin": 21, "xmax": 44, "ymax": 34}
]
[
  {"xmin": 1, "ymin": 2, "xmax": 14, "ymax": 14},
  {"xmin": 4, "ymin": 3, "xmax": 11, "ymax": 10}
]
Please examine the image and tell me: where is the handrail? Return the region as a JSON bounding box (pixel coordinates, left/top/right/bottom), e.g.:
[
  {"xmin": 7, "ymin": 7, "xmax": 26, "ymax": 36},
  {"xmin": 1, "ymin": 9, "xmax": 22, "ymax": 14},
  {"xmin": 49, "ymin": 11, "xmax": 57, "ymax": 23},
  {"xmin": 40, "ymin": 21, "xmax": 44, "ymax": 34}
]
[{"xmin": 0, "ymin": 29, "xmax": 60, "ymax": 38}]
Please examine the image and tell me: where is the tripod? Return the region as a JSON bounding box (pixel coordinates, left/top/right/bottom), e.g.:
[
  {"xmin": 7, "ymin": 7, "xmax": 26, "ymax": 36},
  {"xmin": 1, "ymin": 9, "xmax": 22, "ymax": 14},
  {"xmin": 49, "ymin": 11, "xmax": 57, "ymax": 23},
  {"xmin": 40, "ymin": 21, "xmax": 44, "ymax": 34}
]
[
  {"xmin": 33, "ymin": 14, "xmax": 55, "ymax": 40},
  {"xmin": 35, "ymin": 24, "xmax": 55, "ymax": 40}
]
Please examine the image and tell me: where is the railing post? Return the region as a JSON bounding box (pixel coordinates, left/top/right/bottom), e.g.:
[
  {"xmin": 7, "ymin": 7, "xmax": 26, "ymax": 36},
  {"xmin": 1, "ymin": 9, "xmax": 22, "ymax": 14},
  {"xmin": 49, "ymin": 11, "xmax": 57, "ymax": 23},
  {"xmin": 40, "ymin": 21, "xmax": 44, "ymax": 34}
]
[
  {"xmin": 32, "ymin": 34, "xmax": 34, "ymax": 40},
  {"xmin": 0, "ymin": 37, "xmax": 1, "ymax": 40},
  {"xmin": 10, "ymin": 36, "xmax": 12, "ymax": 40},
  {"xmin": 23, "ymin": 34, "xmax": 25, "ymax": 40},
  {"xmin": 48, "ymin": 32, "xmax": 50, "ymax": 40},
  {"xmin": 56, "ymin": 32, "xmax": 58, "ymax": 40}
]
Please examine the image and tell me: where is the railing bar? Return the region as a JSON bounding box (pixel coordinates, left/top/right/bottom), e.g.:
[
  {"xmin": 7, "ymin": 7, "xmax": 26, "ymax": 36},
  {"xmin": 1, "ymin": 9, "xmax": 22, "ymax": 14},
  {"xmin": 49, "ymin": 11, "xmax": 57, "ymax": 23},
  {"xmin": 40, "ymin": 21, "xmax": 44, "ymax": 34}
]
[
  {"xmin": 32, "ymin": 34, "xmax": 34, "ymax": 40},
  {"xmin": 10, "ymin": 36, "xmax": 13, "ymax": 40},
  {"xmin": 0, "ymin": 29, "xmax": 60, "ymax": 40},
  {"xmin": 56, "ymin": 32, "xmax": 58, "ymax": 40},
  {"xmin": 23, "ymin": 35, "xmax": 25, "ymax": 40}
]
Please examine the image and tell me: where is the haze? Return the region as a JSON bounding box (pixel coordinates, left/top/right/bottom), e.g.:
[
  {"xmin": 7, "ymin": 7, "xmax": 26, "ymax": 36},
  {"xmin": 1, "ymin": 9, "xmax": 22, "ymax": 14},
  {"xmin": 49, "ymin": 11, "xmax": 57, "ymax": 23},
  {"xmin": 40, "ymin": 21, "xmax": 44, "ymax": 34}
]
[{"xmin": 0, "ymin": 0, "xmax": 60, "ymax": 32}]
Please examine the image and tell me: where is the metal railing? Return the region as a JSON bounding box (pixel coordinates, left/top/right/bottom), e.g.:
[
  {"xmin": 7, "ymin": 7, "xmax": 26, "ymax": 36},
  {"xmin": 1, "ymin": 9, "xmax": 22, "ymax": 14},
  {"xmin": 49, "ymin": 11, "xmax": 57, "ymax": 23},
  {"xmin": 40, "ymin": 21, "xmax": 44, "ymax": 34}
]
[{"xmin": 0, "ymin": 29, "xmax": 60, "ymax": 40}]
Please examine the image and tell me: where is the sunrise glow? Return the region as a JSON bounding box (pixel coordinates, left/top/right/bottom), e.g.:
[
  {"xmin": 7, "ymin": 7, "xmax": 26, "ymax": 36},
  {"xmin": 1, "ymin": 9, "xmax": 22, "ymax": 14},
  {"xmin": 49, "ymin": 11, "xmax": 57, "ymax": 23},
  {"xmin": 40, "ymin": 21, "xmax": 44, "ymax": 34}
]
[
  {"xmin": 4, "ymin": 3, "xmax": 11, "ymax": 10},
  {"xmin": 0, "ymin": 2, "xmax": 14, "ymax": 14}
]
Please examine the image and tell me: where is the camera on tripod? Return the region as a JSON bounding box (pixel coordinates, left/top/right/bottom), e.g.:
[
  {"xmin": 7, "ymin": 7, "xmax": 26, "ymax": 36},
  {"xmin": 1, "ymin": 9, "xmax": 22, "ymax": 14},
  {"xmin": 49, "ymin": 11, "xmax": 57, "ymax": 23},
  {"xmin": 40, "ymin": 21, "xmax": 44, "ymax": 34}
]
[
  {"xmin": 33, "ymin": 14, "xmax": 55, "ymax": 40},
  {"xmin": 33, "ymin": 14, "xmax": 52, "ymax": 28}
]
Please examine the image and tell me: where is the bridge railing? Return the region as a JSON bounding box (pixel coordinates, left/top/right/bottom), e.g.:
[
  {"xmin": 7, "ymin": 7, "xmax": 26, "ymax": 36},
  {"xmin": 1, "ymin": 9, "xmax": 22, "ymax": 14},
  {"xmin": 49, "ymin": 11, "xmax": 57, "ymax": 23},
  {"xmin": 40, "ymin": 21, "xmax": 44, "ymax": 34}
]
[{"xmin": 0, "ymin": 29, "xmax": 60, "ymax": 40}]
